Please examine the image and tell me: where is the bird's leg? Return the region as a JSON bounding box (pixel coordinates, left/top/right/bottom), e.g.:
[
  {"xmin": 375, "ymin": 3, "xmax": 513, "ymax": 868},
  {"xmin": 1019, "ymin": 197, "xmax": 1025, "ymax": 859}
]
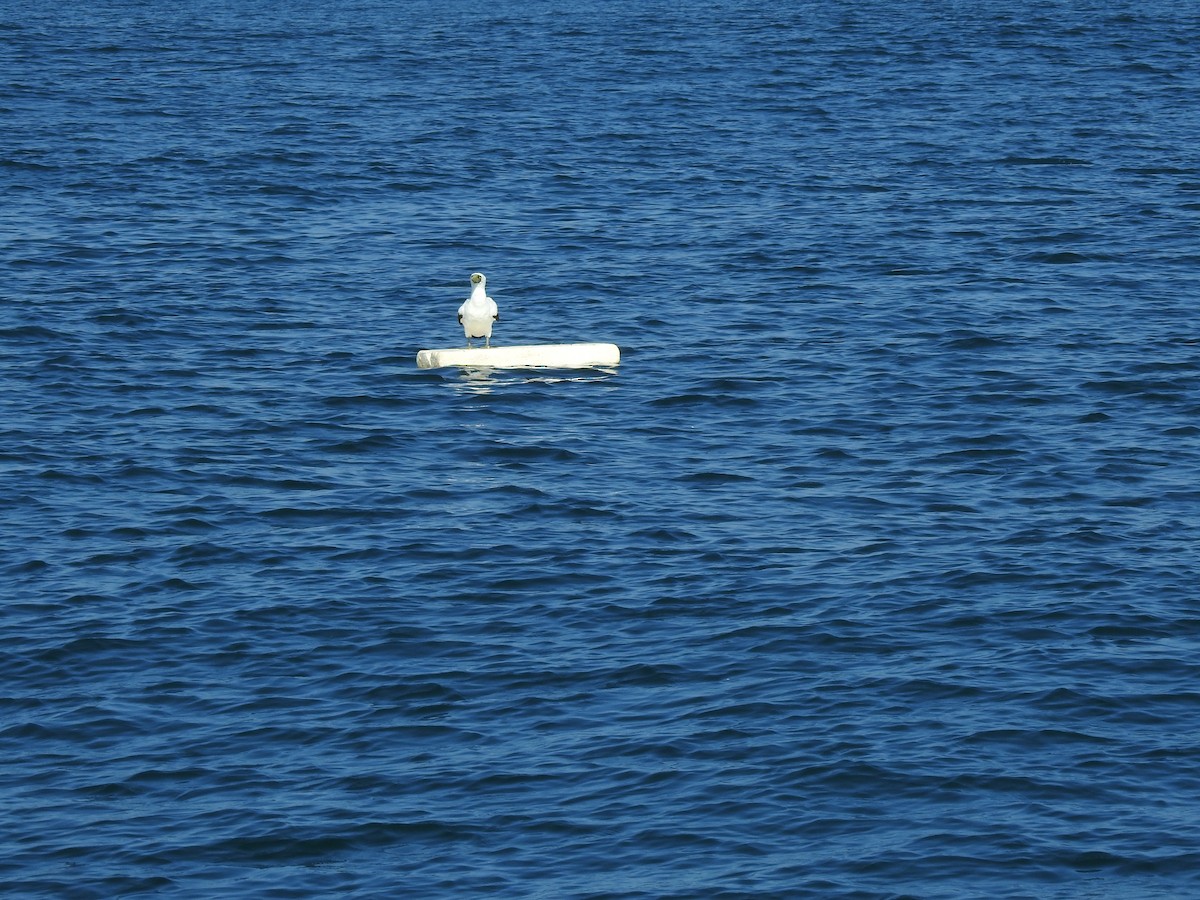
[{"xmin": 485, "ymin": 337, "xmax": 491, "ymax": 348}]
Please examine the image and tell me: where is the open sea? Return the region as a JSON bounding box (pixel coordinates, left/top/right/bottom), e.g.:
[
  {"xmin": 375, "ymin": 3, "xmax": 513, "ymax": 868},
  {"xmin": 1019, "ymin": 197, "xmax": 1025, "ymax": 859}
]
[{"xmin": 3, "ymin": 1, "xmax": 1200, "ymax": 897}]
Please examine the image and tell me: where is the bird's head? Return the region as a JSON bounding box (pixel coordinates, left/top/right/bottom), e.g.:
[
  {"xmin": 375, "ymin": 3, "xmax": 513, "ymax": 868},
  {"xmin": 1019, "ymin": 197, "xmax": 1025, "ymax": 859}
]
[{"xmin": 470, "ymin": 272, "xmax": 485, "ymax": 287}]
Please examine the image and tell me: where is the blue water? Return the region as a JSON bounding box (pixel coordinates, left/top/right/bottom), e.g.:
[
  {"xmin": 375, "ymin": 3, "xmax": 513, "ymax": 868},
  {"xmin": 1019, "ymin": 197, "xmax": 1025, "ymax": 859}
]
[{"xmin": 4, "ymin": 1, "xmax": 1200, "ymax": 896}]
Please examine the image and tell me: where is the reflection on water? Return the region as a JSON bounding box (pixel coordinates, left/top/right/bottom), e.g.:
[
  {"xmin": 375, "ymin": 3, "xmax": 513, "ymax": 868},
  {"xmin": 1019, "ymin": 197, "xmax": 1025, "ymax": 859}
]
[
  {"xmin": 455, "ymin": 366, "xmax": 497, "ymax": 394},
  {"xmin": 450, "ymin": 366, "xmax": 619, "ymax": 395}
]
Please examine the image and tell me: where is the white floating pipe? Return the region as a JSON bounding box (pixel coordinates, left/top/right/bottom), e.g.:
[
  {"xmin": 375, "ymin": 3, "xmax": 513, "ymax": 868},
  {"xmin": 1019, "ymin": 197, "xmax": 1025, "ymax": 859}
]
[{"xmin": 416, "ymin": 343, "xmax": 620, "ymax": 370}]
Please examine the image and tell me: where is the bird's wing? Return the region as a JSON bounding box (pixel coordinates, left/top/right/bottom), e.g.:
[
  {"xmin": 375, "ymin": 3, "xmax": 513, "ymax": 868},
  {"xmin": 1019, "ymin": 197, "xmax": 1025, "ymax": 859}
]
[{"xmin": 488, "ymin": 297, "xmax": 498, "ymax": 320}]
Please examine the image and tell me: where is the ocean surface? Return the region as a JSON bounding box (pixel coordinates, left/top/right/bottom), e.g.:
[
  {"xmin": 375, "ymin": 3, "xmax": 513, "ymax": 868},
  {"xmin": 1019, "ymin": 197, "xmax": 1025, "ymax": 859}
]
[{"xmin": 3, "ymin": 1, "xmax": 1200, "ymax": 896}]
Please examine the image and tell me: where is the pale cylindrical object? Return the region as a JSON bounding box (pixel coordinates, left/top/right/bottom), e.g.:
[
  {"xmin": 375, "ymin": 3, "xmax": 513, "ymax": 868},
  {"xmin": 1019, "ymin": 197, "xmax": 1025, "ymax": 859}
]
[{"xmin": 416, "ymin": 343, "xmax": 620, "ymax": 370}]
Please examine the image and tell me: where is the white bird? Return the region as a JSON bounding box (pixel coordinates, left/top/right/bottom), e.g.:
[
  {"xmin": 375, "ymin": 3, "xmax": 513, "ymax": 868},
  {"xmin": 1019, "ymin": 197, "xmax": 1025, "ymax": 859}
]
[{"xmin": 457, "ymin": 272, "xmax": 499, "ymax": 348}]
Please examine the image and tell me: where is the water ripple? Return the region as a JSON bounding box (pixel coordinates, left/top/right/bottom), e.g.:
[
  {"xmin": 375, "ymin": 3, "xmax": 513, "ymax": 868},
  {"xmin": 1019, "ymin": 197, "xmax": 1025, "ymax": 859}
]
[{"xmin": 4, "ymin": 1, "xmax": 1200, "ymax": 897}]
